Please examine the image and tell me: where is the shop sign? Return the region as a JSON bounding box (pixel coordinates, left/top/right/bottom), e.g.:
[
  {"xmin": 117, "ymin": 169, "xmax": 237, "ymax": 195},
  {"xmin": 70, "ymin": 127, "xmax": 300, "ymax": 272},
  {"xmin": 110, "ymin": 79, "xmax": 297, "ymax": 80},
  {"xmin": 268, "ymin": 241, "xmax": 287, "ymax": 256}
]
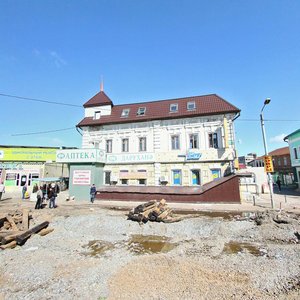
[
  {"xmin": 56, "ymin": 149, "xmax": 105, "ymax": 163},
  {"xmin": 106, "ymin": 153, "xmax": 154, "ymax": 164},
  {"xmin": 72, "ymin": 170, "xmax": 91, "ymax": 185},
  {"xmin": 186, "ymin": 152, "xmax": 202, "ymax": 160},
  {"xmin": 264, "ymin": 155, "xmax": 274, "ymax": 173},
  {"xmin": 0, "ymin": 147, "xmax": 56, "ymax": 162},
  {"xmin": 0, "ymin": 163, "xmax": 23, "ymax": 170}
]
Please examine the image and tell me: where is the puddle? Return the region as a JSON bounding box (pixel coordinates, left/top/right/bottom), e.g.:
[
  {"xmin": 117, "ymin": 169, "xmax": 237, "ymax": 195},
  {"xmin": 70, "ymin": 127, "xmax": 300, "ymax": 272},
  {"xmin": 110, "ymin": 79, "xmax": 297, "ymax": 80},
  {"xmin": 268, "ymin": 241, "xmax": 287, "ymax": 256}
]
[
  {"xmin": 127, "ymin": 235, "xmax": 178, "ymax": 254},
  {"xmin": 82, "ymin": 240, "xmax": 114, "ymax": 257},
  {"xmin": 223, "ymin": 241, "xmax": 264, "ymax": 256}
]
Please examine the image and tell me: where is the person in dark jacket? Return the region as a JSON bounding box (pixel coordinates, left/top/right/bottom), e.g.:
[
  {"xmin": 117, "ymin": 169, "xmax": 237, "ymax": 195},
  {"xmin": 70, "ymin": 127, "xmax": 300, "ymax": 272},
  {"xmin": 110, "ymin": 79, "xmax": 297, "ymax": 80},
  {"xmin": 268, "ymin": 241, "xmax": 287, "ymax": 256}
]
[
  {"xmin": 35, "ymin": 186, "xmax": 43, "ymax": 209},
  {"xmin": 48, "ymin": 188, "xmax": 57, "ymax": 209},
  {"xmin": 90, "ymin": 184, "xmax": 97, "ymax": 203}
]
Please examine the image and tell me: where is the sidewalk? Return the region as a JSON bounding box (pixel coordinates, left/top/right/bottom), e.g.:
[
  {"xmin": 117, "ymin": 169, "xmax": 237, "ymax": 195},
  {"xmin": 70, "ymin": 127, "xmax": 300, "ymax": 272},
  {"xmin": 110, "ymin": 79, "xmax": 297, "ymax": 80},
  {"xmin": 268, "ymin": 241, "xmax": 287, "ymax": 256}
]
[{"xmin": 1, "ymin": 188, "xmax": 300, "ymax": 215}]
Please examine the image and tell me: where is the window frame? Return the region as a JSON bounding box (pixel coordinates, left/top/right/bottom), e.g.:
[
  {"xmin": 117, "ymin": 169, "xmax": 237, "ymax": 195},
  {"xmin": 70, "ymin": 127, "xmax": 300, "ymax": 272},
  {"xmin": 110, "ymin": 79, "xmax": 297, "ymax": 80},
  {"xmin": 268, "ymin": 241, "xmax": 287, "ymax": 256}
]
[
  {"xmin": 94, "ymin": 111, "xmax": 101, "ymax": 120},
  {"xmin": 209, "ymin": 133, "xmax": 219, "ymax": 149},
  {"xmin": 137, "ymin": 107, "xmax": 146, "ymax": 116},
  {"xmin": 122, "ymin": 138, "xmax": 129, "ymax": 152},
  {"xmin": 139, "ymin": 137, "xmax": 147, "ymax": 152},
  {"xmin": 106, "ymin": 139, "xmax": 112, "ymax": 153},
  {"xmin": 294, "ymin": 147, "xmax": 298, "ymax": 159},
  {"xmin": 187, "ymin": 101, "xmax": 196, "ymax": 110},
  {"xmin": 191, "ymin": 169, "xmax": 201, "ymax": 185},
  {"xmin": 189, "ymin": 134, "xmax": 199, "ymax": 149},
  {"xmin": 121, "ymin": 108, "xmax": 130, "ymax": 118},
  {"xmin": 171, "ymin": 135, "xmax": 180, "ymax": 150},
  {"xmin": 172, "ymin": 169, "xmax": 182, "ymax": 185},
  {"xmin": 104, "ymin": 171, "xmax": 111, "ymax": 185},
  {"xmin": 170, "ymin": 103, "xmax": 178, "ymax": 112}
]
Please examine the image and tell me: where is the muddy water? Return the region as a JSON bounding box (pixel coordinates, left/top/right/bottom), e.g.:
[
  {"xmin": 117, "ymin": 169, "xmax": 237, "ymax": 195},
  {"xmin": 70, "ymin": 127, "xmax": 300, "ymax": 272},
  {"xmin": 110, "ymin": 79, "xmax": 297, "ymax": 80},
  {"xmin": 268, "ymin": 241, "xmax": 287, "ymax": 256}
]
[
  {"xmin": 127, "ymin": 235, "xmax": 178, "ymax": 255},
  {"xmin": 223, "ymin": 241, "xmax": 264, "ymax": 256},
  {"xmin": 83, "ymin": 235, "xmax": 178, "ymax": 257},
  {"xmin": 82, "ymin": 240, "xmax": 115, "ymax": 257}
]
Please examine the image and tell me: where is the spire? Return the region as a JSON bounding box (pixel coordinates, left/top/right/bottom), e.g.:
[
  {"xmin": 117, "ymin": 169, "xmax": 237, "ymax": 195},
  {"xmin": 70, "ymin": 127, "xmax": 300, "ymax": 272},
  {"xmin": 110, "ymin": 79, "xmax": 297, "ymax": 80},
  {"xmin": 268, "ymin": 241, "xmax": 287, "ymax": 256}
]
[{"xmin": 100, "ymin": 75, "xmax": 104, "ymax": 92}]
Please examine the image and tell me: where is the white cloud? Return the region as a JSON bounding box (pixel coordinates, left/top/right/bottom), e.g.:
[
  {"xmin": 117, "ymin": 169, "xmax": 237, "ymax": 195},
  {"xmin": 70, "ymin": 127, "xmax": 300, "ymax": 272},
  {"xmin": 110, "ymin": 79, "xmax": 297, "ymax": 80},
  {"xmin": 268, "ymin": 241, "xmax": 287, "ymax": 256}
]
[
  {"xmin": 49, "ymin": 51, "xmax": 67, "ymax": 68},
  {"xmin": 270, "ymin": 133, "xmax": 286, "ymax": 143}
]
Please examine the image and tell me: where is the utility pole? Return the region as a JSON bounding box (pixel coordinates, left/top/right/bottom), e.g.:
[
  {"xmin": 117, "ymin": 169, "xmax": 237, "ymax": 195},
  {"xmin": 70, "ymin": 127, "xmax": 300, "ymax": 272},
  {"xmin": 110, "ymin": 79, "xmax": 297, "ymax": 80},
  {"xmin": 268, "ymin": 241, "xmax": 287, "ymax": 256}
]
[{"xmin": 260, "ymin": 98, "xmax": 274, "ymax": 209}]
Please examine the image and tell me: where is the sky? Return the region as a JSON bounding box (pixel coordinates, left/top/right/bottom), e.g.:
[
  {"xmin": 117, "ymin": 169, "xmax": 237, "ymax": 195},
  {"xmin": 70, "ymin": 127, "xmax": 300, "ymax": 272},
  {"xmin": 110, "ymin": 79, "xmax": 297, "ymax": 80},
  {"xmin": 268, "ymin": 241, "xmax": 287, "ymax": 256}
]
[{"xmin": 1, "ymin": 0, "xmax": 300, "ymax": 156}]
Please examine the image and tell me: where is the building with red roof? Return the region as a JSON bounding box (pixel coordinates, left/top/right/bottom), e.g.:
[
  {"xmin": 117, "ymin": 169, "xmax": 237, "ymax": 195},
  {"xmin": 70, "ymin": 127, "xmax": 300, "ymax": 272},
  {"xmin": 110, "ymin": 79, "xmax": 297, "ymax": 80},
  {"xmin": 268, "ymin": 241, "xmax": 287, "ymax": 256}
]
[{"xmin": 73, "ymin": 86, "xmax": 240, "ymax": 187}]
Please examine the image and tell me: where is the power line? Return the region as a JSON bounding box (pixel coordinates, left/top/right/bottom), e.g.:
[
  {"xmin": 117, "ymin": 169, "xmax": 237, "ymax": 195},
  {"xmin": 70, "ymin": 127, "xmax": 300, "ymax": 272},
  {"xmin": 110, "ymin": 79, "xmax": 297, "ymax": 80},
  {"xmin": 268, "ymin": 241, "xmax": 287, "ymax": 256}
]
[
  {"xmin": 12, "ymin": 127, "xmax": 75, "ymax": 136},
  {"xmin": 237, "ymin": 119, "xmax": 300, "ymax": 122},
  {"xmin": 0, "ymin": 92, "xmax": 82, "ymax": 108}
]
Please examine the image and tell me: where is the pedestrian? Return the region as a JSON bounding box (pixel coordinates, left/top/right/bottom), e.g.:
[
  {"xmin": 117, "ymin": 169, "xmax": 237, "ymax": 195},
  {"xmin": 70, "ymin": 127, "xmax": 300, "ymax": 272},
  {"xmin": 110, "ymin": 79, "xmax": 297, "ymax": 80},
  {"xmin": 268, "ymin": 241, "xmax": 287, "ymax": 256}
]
[
  {"xmin": 90, "ymin": 184, "xmax": 97, "ymax": 203},
  {"xmin": 22, "ymin": 184, "xmax": 27, "ymax": 200},
  {"xmin": 32, "ymin": 183, "xmax": 38, "ymax": 193},
  {"xmin": 48, "ymin": 188, "xmax": 57, "ymax": 209},
  {"xmin": 276, "ymin": 177, "xmax": 282, "ymax": 192},
  {"xmin": 0, "ymin": 181, "xmax": 5, "ymax": 201},
  {"xmin": 35, "ymin": 186, "xmax": 43, "ymax": 209}
]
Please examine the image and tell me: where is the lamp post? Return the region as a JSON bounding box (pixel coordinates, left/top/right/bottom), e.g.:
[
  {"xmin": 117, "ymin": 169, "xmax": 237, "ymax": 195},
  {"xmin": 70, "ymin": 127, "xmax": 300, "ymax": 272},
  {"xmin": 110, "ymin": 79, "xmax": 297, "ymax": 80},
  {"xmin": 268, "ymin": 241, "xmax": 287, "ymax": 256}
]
[{"xmin": 260, "ymin": 98, "xmax": 274, "ymax": 209}]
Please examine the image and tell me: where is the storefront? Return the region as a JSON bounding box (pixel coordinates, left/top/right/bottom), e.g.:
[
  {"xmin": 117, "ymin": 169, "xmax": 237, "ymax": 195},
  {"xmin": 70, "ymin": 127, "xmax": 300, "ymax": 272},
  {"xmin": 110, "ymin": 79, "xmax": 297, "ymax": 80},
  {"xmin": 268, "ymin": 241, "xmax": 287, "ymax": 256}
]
[
  {"xmin": 56, "ymin": 148, "xmax": 106, "ymax": 200},
  {"xmin": 0, "ymin": 146, "xmax": 59, "ymax": 192}
]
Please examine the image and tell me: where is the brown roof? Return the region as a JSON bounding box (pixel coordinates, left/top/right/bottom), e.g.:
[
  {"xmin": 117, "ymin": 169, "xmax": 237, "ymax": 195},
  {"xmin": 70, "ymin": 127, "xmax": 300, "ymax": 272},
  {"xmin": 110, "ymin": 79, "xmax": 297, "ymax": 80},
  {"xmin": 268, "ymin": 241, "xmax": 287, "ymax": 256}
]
[
  {"xmin": 269, "ymin": 147, "xmax": 290, "ymax": 156},
  {"xmin": 83, "ymin": 91, "xmax": 113, "ymax": 107},
  {"xmin": 78, "ymin": 93, "xmax": 240, "ymax": 127}
]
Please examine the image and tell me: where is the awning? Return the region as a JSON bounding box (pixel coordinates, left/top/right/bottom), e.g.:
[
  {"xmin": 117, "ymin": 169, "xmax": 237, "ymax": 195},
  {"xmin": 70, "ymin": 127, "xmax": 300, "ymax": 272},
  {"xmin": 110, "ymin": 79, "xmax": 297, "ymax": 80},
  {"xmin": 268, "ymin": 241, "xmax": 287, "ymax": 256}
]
[{"xmin": 35, "ymin": 177, "xmax": 61, "ymax": 182}]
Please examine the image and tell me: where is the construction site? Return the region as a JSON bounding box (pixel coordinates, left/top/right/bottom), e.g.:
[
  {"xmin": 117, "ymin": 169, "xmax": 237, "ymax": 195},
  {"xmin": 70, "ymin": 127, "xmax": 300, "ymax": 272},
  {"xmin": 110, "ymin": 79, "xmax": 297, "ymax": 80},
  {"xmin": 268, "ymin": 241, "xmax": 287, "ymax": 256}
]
[{"xmin": 0, "ymin": 188, "xmax": 300, "ymax": 300}]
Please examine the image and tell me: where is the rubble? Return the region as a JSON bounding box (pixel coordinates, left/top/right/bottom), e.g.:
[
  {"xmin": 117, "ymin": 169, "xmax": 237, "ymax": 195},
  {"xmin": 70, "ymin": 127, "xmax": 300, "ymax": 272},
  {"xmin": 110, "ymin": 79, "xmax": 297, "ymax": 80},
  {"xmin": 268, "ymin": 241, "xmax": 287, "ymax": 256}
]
[{"xmin": 0, "ymin": 209, "xmax": 53, "ymax": 249}]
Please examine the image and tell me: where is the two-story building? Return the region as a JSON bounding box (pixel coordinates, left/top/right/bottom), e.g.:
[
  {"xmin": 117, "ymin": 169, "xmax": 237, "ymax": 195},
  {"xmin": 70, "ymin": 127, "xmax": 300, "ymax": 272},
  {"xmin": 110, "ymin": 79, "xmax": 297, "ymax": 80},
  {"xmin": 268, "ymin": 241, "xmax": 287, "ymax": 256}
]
[
  {"xmin": 284, "ymin": 129, "xmax": 300, "ymax": 189},
  {"xmin": 75, "ymin": 89, "xmax": 240, "ymax": 188}
]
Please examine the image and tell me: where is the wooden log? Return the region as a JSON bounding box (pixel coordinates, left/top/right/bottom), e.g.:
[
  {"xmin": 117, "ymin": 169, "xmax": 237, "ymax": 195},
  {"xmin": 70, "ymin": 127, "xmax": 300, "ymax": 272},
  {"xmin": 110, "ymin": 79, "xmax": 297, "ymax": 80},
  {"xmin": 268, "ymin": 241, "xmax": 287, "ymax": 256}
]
[
  {"xmin": 38, "ymin": 228, "xmax": 54, "ymax": 236},
  {"xmin": 134, "ymin": 200, "xmax": 157, "ymax": 214},
  {"xmin": 6, "ymin": 216, "xmax": 19, "ymax": 231},
  {"xmin": 157, "ymin": 208, "xmax": 172, "ymax": 222},
  {"xmin": 16, "ymin": 221, "xmax": 49, "ymax": 245},
  {"xmin": 0, "ymin": 240, "xmax": 17, "ymax": 250},
  {"xmin": 22, "ymin": 209, "xmax": 29, "ymax": 230},
  {"xmin": 1, "ymin": 231, "xmax": 25, "ymax": 245},
  {"xmin": 158, "ymin": 199, "xmax": 166, "ymax": 207}
]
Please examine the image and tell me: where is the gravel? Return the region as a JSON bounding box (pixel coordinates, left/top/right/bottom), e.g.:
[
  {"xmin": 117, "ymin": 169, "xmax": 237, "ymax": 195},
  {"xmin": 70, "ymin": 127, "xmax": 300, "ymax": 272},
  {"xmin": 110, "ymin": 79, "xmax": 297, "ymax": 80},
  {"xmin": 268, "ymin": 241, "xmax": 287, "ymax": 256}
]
[{"xmin": 0, "ymin": 207, "xmax": 300, "ymax": 299}]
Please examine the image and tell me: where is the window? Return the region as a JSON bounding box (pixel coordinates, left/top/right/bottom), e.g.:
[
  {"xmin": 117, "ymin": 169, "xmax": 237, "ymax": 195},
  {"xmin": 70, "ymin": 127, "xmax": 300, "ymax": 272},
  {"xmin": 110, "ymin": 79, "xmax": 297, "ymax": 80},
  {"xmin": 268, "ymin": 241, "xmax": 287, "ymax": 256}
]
[
  {"xmin": 122, "ymin": 138, "xmax": 129, "ymax": 152},
  {"xmin": 170, "ymin": 103, "xmax": 178, "ymax": 112},
  {"xmin": 104, "ymin": 171, "xmax": 111, "ymax": 185},
  {"xmin": 106, "ymin": 140, "xmax": 112, "ymax": 153},
  {"xmin": 172, "ymin": 170, "xmax": 182, "ymax": 185},
  {"xmin": 139, "ymin": 137, "xmax": 147, "ymax": 152},
  {"xmin": 138, "ymin": 179, "xmax": 146, "ymax": 185},
  {"xmin": 121, "ymin": 109, "xmax": 130, "ymax": 117},
  {"xmin": 171, "ymin": 135, "xmax": 180, "ymax": 150},
  {"xmin": 209, "ymin": 133, "xmax": 219, "ymax": 148},
  {"xmin": 137, "ymin": 107, "xmax": 146, "ymax": 116},
  {"xmin": 94, "ymin": 142, "xmax": 99, "ymax": 149},
  {"xmin": 211, "ymin": 169, "xmax": 221, "ymax": 180},
  {"xmin": 283, "ymin": 156, "xmax": 287, "ymax": 166},
  {"xmin": 294, "ymin": 148, "xmax": 298, "ymax": 159},
  {"xmin": 191, "ymin": 170, "xmax": 200, "ymax": 185},
  {"xmin": 94, "ymin": 111, "xmax": 101, "ymax": 120},
  {"xmin": 189, "ymin": 134, "xmax": 199, "ymax": 149},
  {"xmin": 187, "ymin": 101, "xmax": 196, "ymax": 110},
  {"xmin": 277, "ymin": 158, "xmax": 281, "ymax": 166},
  {"xmin": 121, "ymin": 179, "xmax": 128, "ymax": 185}
]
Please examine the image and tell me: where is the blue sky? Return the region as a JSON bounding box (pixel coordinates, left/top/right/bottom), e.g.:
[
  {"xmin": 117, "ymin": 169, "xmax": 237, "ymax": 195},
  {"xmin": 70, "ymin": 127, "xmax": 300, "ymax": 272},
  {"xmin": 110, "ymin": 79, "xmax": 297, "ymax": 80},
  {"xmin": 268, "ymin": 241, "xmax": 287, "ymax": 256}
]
[{"xmin": 1, "ymin": 0, "xmax": 300, "ymax": 156}]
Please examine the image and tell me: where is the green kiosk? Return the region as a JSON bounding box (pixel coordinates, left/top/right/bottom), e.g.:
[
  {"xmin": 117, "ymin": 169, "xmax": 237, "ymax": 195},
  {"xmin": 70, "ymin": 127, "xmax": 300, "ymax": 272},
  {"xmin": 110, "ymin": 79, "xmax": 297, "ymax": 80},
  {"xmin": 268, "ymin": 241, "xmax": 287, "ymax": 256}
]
[{"xmin": 56, "ymin": 148, "xmax": 105, "ymax": 201}]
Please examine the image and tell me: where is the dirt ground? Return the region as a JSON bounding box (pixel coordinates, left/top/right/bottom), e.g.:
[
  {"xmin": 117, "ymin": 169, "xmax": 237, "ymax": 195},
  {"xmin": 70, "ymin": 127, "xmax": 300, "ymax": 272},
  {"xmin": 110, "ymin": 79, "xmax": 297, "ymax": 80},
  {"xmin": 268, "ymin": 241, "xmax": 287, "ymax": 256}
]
[{"xmin": 0, "ymin": 194, "xmax": 300, "ymax": 300}]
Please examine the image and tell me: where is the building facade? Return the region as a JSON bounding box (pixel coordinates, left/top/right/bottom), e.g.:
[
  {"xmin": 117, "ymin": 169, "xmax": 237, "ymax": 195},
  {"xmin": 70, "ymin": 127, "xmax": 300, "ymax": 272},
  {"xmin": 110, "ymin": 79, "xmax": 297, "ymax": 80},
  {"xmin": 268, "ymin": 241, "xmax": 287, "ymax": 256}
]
[
  {"xmin": 284, "ymin": 129, "xmax": 300, "ymax": 189},
  {"xmin": 76, "ymin": 90, "xmax": 240, "ymax": 187},
  {"xmin": 0, "ymin": 145, "xmax": 69, "ymax": 192}
]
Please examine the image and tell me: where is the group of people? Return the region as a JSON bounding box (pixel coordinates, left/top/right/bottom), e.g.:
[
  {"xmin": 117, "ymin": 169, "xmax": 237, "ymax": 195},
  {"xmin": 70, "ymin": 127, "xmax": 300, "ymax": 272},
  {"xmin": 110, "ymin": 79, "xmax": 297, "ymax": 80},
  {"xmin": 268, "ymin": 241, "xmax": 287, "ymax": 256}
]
[{"xmin": 29, "ymin": 182, "xmax": 60, "ymax": 209}]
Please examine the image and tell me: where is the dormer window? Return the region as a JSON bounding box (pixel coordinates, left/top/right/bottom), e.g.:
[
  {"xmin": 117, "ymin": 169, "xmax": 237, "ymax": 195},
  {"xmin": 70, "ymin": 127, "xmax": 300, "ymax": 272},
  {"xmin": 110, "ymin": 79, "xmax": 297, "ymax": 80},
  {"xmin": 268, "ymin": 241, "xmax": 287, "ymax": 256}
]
[
  {"xmin": 137, "ymin": 107, "xmax": 146, "ymax": 116},
  {"xmin": 94, "ymin": 111, "xmax": 101, "ymax": 120},
  {"xmin": 187, "ymin": 101, "xmax": 196, "ymax": 110},
  {"xmin": 121, "ymin": 108, "xmax": 130, "ymax": 118},
  {"xmin": 170, "ymin": 103, "xmax": 178, "ymax": 112}
]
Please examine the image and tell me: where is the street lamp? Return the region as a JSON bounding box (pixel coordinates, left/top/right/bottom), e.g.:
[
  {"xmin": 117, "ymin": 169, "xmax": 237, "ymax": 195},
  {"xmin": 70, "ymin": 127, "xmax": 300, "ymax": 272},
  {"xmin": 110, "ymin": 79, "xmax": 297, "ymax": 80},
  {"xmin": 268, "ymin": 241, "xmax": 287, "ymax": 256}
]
[{"xmin": 260, "ymin": 98, "xmax": 274, "ymax": 209}]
